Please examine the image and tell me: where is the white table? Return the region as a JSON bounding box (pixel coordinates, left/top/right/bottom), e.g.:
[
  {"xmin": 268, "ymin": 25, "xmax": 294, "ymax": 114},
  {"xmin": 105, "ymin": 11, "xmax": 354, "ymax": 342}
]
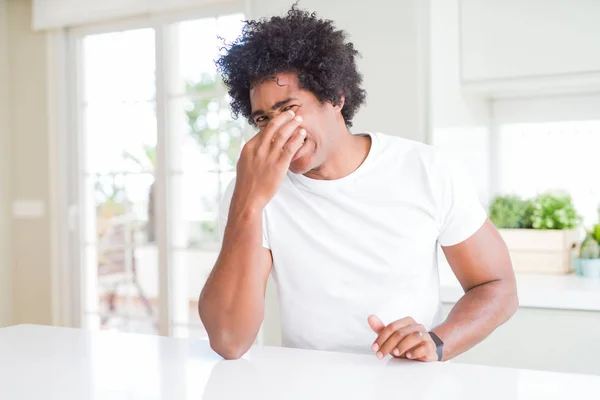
[{"xmin": 1, "ymin": 325, "xmax": 600, "ymax": 399}]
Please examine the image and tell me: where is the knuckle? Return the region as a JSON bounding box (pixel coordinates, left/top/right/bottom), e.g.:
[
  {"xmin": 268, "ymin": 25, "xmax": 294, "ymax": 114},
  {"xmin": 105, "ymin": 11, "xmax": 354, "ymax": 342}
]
[
  {"xmin": 398, "ymin": 326, "xmax": 411, "ymax": 337},
  {"xmin": 383, "ymin": 325, "xmax": 396, "ymax": 338},
  {"xmin": 377, "ymin": 326, "xmax": 389, "ymax": 338},
  {"xmin": 273, "ymin": 131, "xmax": 292, "ymax": 145},
  {"xmin": 390, "ymin": 320, "xmax": 402, "ymax": 331},
  {"xmin": 272, "ymin": 113, "xmax": 294, "ymax": 128},
  {"xmin": 391, "ymin": 331, "xmax": 403, "ymax": 342},
  {"xmin": 401, "ymin": 333, "xmax": 419, "ymax": 349},
  {"xmin": 412, "ymin": 331, "xmax": 423, "ymax": 339},
  {"xmin": 241, "ymin": 141, "xmax": 253, "ymax": 153},
  {"xmin": 278, "ymin": 126, "xmax": 296, "ymax": 140},
  {"xmin": 391, "ymin": 319, "xmax": 409, "ymax": 331}
]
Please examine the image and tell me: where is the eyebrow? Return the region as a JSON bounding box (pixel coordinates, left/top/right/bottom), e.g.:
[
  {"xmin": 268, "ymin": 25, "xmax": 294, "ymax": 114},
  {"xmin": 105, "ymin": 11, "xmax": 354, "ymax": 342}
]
[{"xmin": 251, "ymin": 98, "xmax": 297, "ymax": 119}]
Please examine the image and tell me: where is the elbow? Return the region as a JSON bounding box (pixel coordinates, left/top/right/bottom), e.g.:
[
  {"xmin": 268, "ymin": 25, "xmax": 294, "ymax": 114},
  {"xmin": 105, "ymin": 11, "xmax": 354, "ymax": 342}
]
[
  {"xmin": 503, "ymin": 282, "xmax": 519, "ymax": 321},
  {"xmin": 198, "ymin": 298, "xmax": 254, "ymax": 360},
  {"xmin": 509, "ymin": 291, "xmax": 519, "ymax": 316},
  {"xmin": 208, "ymin": 331, "xmax": 252, "ymax": 360}
]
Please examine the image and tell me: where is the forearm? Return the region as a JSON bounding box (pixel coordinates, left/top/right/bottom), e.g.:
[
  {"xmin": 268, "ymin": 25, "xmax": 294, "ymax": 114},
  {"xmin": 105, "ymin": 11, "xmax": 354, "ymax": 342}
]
[
  {"xmin": 199, "ymin": 202, "xmax": 270, "ymax": 358},
  {"xmin": 432, "ymin": 279, "xmax": 518, "ymax": 360}
]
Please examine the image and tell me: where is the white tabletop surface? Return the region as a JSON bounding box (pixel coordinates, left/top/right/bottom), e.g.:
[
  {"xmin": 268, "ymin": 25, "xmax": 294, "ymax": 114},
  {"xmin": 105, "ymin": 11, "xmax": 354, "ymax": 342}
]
[
  {"xmin": 440, "ymin": 267, "xmax": 600, "ymax": 311},
  {"xmin": 2, "ymin": 325, "xmax": 600, "ymax": 399}
]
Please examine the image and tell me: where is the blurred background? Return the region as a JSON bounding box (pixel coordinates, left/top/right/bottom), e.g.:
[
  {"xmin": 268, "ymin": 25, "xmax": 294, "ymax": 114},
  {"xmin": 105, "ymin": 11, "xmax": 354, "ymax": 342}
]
[{"xmin": 1, "ymin": 0, "xmax": 600, "ymax": 376}]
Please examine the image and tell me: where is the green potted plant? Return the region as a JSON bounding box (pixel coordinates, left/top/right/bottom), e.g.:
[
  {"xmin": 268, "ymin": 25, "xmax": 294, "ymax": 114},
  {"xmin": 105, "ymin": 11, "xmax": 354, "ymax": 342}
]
[
  {"xmin": 489, "ymin": 195, "xmax": 534, "ymax": 229},
  {"xmin": 575, "ymin": 234, "xmax": 600, "ymax": 278},
  {"xmin": 489, "ymin": 191, "xmax": 581, "ymax": 274}
]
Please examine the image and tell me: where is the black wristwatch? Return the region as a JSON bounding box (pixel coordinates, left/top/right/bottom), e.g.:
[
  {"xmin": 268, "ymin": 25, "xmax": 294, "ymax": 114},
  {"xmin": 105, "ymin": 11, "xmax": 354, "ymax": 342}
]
[{"xmin": 429, "ymin": 332, "xmax": 444, "ymax": 361}]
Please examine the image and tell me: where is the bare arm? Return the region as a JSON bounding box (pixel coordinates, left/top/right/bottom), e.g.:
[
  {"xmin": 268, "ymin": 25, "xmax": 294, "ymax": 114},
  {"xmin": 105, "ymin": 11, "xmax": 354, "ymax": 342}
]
[
  {"xmin": 198, "ymin": 200, "xmax": 272, "ymax": 360},
  {"xmin": 199, "ymin": 110, "xmax": 305, "ymax": 359},
  {"xmin": 432, "ymin": 219, "xmax": 518, "ymax": 360}
]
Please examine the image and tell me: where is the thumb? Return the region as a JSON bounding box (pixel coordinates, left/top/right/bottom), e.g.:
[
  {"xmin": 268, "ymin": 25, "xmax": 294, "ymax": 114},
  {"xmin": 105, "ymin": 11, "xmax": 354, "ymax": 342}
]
[{"xmin": 368, "ymin": 315, "xmax": 385, "ymax": 334}]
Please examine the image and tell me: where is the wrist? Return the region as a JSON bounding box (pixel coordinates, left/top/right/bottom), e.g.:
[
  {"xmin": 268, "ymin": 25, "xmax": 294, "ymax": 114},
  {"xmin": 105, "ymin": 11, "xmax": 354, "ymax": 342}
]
[
  {"xmin": 230, "ymin": 195, "xmax": 264, "ymax": 220},
  {"xmin": 428, "ymin": 331, "xmax": 444, "ymax": 361}
]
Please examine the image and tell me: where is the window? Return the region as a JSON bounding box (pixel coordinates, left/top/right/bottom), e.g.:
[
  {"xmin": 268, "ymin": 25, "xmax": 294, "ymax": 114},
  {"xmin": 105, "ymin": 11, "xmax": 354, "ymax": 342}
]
[
  {"xmin": 433, "ymin": 95, "xmax": 600, "ymax": 229},
  {"xmin": 73, "ymin": 12, "xmax": 247, "ymax": 338},
  {"xmin": 498, "ymin": 120, "xmax": 600, "ymax": 226}
]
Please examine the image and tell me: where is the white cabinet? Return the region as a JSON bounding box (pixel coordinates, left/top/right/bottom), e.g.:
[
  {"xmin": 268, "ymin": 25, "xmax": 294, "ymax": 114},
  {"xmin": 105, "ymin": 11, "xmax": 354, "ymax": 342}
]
[
  {"xmin": 459, "ymin": 0, "xmax": 600, "ymax": 96},
  {"xmin": 444, "ymin": 304, "xmax": 600, "ymax": 376}
]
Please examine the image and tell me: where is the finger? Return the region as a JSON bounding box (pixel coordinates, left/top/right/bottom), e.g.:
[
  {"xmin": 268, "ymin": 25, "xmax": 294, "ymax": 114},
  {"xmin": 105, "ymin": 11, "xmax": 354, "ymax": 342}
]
[
  {"xmin": 279, "ymin": 129, "xmax": 306, "ymax": 163},
  {"xmin": 371, "ymin": 317, "xmax": 415, "ymax": 353},
  {"xmin": 395, "ymin": 330, "xmax": 428, "ymax": 358},
  {"xmin": 380, "ymin": 324, "xmax": 423, "ymax": 358},
  {"xmin": 259, "ymin": 110, "xmax": 296, "ymax": 143},
  {"xmin": 407, "ymin": 341, "xmax": 437, "ymax": 362},
  {"xmin": 367, "ymin": 315, "xmax": 385, "ymax": 334},
  {"xmin": 378, "ymin": 330, "xmax": 406, "ymax": 359},
  {"xmin": 271, "ymin": 115, "xmax": 303, "ymax": 152}
]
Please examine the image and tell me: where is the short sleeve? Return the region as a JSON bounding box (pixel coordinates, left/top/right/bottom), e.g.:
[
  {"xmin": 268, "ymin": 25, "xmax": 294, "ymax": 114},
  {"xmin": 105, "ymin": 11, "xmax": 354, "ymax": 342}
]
[
  {"xmin": 433, "ymin": 151, "xmax": 487, "ymax": 247},
  {"xmin": 219, "ymin": 178, "xmax": 271, "ymax": 249}
]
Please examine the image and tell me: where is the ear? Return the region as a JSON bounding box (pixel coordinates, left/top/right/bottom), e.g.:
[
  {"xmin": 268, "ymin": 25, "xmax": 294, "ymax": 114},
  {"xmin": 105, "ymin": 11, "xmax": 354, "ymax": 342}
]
[{"xmin": 334, "ymin": 94, "xmax": 345, "ymax": 111}]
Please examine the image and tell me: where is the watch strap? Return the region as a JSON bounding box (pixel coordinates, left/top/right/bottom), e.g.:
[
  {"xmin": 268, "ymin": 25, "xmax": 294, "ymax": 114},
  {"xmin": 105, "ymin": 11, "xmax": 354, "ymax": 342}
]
[{"xmin": 429, "ymin": 331, "xmax": 444, "ymax": 361}]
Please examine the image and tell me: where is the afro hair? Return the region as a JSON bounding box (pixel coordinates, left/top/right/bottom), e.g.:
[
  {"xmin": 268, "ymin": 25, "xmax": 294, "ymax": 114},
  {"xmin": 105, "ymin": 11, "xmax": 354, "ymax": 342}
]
[{"xmin": 216, "ymin": 5, "xmax": 366, "ymax": 127}]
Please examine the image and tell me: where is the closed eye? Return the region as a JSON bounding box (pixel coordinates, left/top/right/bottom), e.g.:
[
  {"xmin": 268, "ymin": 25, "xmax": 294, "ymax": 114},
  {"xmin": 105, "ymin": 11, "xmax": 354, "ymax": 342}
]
[
  {"xmin": 254, "ymin": 105, "xmax": 300, "ymax": 125},
  {"xmin": 282, "ymin": 105, "xmax": 299, "ymax": 112}
]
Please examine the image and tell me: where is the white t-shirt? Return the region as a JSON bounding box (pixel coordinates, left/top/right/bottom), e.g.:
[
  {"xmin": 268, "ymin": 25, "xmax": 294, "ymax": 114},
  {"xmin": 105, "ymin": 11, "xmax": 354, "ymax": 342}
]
[{"xmin": 219, "ymin": 132, "xmax": 487, "ymax": 354}]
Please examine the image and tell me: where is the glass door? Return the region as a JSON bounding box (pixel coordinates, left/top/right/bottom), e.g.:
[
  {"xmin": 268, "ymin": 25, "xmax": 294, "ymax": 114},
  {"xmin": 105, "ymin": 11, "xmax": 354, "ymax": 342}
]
[{"xmin": 74, "ymin": 12, "xmax": 246, "ymax": 337}]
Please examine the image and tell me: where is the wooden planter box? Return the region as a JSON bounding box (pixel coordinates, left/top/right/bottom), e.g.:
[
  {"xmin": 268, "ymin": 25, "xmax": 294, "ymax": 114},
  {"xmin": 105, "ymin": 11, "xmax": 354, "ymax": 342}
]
[{"xmin": 498, "ymin": 229, "xmax": 579, "ymax": 274}]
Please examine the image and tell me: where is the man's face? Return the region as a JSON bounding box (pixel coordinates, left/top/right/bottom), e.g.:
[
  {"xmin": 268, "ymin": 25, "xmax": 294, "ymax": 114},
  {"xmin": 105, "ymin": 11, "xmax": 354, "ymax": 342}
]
[{"xmin": 249, "ymin": 72, "xmax": 342, "ymax": 175}]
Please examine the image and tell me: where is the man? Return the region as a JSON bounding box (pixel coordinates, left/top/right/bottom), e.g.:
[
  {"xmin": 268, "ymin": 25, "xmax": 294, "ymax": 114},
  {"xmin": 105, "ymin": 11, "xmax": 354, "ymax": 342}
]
[{"xmin": 199, "ymin": 6, "xmax": 517, "ymax": 361}]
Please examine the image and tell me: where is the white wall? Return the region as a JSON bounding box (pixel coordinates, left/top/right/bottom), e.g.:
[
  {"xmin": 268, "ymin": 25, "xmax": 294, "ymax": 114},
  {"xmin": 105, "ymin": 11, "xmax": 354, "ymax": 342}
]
[
  {"xmin": 0, "ymin": 0, "xmax": 13, "ymax": 327},
  {"xmin": 6, "ymin": 0, "xmax": 54, "ymax": 326},
  {"xmin": 429, "ymin": 0, "xmax": 491, "ymax": 204},
  {"xmin": 430, "ymin": 0, "xmax": 489, "ymax": 129}
]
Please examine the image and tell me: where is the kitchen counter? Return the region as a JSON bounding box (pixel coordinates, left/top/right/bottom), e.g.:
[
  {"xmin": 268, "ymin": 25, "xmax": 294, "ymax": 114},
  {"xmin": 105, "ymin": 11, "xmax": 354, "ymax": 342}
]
[
  {"xmin": 2, "ymin": 324, "xmax": 600, "ymax": 399},
  {"xmin": 440, "ymin": 269, "xmax": 600, "ymax": 311}
]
